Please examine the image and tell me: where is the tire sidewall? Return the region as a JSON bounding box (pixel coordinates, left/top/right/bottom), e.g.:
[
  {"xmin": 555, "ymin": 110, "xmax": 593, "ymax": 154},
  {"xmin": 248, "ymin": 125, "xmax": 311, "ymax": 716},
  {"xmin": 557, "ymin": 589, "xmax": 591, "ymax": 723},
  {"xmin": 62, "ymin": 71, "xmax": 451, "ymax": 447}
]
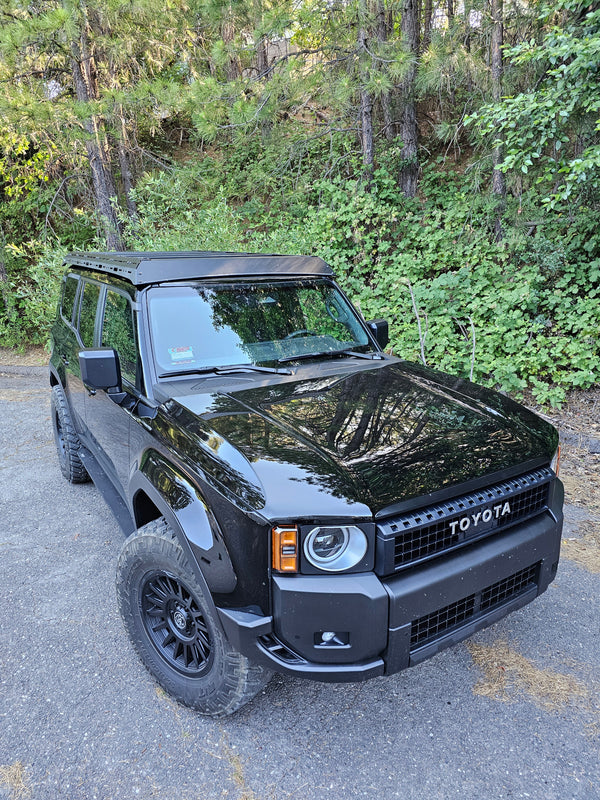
[
  {"xmin": 50, "ymin": 384, "xmax": 88, "ymax": 483},
  {"xmin": 51, "ymin": 385, "xmax": 74, "ymax": 481},
  {"xmin": 117, "ymin": 531, "xmax": 234, "ymax": 712}
]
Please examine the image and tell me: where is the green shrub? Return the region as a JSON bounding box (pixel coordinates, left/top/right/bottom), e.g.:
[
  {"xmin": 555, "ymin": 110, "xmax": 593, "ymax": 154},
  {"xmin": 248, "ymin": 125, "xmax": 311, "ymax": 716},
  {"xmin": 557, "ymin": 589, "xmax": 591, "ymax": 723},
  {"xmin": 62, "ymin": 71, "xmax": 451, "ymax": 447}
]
[
  {"xmin": 0, "ymin": 242, "xmax": 67, "ymax": 347},
  {"xmin": 2, "ymin": 154, "xmax": 596, "ymax": 408},
  {"xmin": 273, "ymin": 166, "xmax": 599, "ymax": 405}
]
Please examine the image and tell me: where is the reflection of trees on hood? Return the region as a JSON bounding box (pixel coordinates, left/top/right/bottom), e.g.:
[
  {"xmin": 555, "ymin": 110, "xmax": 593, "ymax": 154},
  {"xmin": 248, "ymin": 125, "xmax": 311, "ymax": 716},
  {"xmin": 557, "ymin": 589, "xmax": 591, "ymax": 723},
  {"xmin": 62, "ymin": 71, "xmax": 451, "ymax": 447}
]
[
  {"xmin": 324, "ymin": 369, "xmax": 431, "ymax": 458},
  {"xmin": 270, "ymin": 369, "xmax": 478, "ymax": 461},
  {"xmin": 200, "ymin": 363, "xmax": 555, "ymax": 510}
]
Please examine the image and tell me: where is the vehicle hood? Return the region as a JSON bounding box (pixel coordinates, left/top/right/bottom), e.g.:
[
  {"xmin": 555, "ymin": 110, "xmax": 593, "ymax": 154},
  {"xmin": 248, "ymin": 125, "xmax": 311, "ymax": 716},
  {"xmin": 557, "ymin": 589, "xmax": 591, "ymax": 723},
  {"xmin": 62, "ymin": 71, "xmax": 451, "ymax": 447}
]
[{"xmin": 168, "ymin": 360, "xmax": 558, "ymax": 519}]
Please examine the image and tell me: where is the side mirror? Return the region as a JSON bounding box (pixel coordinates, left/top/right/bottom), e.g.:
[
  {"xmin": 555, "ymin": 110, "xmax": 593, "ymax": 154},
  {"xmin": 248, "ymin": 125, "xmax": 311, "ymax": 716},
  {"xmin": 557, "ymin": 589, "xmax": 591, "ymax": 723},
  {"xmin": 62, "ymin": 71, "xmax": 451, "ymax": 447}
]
[
  {"xmin": 366, "ymin": 318, "xmax": 389, "ymax": 349},
  {"xmin": 79, "ymin": 347, "xmax": 122, "ymax": 391}
]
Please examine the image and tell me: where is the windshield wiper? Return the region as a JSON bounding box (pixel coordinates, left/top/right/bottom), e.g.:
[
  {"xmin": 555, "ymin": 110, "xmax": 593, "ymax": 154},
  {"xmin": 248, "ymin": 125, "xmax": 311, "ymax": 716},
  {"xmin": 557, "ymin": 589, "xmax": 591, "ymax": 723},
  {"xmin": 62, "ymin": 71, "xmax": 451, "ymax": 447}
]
[
  {"xmin": 159, "ymin": 364, "xmax": 292, "ymax": 378},
  {"xmin": 278, "ymin": 349, "xmax": 384, "ymax": 364}
]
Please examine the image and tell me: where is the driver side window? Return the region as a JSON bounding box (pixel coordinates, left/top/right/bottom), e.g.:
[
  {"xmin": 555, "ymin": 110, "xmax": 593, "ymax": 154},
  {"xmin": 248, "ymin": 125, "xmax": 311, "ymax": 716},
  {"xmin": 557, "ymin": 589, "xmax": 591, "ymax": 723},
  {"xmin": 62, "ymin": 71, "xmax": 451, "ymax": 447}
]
[{"xmin": 102, "ymin": 290, "xmax": 138, "ymax": 387}]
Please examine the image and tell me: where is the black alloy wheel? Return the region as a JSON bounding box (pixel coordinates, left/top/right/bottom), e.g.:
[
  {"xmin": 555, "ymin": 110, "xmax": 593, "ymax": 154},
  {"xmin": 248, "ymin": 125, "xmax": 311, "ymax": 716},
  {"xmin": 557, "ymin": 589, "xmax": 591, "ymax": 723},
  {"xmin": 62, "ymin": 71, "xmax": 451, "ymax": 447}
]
[{"xmin": 140, "ymin": 571, "xmax": 213, "ymax": 677}]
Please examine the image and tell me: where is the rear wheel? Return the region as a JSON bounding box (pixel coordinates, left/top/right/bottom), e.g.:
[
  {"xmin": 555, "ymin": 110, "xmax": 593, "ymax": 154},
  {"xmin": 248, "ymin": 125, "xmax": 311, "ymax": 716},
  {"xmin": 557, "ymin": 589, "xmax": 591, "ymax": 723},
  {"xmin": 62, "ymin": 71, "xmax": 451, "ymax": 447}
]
[
  {"xmin": 51, "ymin": 385, "xmax": 89, "ymax": 483},
  {"xmin": 116, "ymin": 518, "xmax": 271, "ymax": 716}
]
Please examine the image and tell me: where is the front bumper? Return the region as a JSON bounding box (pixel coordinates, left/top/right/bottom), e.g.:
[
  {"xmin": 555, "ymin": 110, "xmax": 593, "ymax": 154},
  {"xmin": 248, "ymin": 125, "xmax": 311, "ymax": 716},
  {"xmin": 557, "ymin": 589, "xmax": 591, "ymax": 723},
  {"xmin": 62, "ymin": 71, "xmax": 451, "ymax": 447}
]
[{"xmin": 217, "ymin": 505, "xmax": 562, "ymax": 682}]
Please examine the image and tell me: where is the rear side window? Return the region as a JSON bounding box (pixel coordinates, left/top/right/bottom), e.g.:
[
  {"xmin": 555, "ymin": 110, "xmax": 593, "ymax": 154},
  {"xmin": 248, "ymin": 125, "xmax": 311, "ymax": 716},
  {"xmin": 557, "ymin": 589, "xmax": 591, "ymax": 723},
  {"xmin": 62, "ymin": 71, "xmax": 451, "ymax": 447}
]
[
  {"xmin": 78, "ymin": 281, "xmax": 101, "ymax": 347},
  {"xmin": 61, "ymin": 275, "xmax": 79, "ymax": 324},
  {"xmin": 102, "ymin": 289, "xmax": 138, "ymax": 386}
]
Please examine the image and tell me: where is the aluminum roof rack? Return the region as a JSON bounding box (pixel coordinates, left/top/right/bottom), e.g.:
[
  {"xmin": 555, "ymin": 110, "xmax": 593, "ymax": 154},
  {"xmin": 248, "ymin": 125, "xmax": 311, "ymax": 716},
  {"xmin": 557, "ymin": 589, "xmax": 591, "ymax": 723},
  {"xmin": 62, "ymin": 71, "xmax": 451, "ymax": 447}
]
[{"xmin": 63, "ymin": 251, "xmax": 333, "ymax": 285}]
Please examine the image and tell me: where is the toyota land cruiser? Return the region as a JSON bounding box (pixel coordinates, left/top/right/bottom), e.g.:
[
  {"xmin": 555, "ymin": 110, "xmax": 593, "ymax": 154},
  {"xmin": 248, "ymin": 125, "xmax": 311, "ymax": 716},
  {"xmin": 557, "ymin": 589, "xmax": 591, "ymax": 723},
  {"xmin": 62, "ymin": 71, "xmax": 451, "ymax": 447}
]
[{"xmin": 49, "ymin": 251, "xmax": 563, "ymax": 716}]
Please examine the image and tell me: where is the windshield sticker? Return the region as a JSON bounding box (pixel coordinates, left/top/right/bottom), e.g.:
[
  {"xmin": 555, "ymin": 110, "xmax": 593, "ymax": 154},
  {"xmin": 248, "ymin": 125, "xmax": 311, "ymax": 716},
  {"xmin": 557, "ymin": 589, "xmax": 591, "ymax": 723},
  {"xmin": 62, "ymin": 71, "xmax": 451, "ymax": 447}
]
[{"xmin": 168, "ymin": 346, "xmax": 195, "ymax": 364}]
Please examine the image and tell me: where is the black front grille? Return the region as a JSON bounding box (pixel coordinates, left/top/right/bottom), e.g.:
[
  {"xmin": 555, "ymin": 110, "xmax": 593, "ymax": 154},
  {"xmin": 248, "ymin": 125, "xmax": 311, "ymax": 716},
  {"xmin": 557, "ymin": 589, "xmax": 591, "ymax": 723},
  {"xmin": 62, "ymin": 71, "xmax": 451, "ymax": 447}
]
[
  {"xmin": 410, "ymin": 562, "xmax": 540, "ymax": 650},
  {"xmin": 501, "ymin": 483, "xmax": 549, "ymax": 527},
  {"xmin": 394, "ymin": 520, "xmax": 460, "ymax": 567},
  {"xmin": 377, "ymin": 468, "xmax": 553, "ymax": 575}
]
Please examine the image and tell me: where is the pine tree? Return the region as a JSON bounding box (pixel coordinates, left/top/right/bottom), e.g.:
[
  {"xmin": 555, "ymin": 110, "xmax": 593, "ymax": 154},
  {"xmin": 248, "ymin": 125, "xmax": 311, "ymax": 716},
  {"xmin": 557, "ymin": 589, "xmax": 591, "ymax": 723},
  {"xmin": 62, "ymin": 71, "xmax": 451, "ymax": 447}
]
[{"xmin": 0, "ymin": 0, "xmax": 194, "ymax": 248}]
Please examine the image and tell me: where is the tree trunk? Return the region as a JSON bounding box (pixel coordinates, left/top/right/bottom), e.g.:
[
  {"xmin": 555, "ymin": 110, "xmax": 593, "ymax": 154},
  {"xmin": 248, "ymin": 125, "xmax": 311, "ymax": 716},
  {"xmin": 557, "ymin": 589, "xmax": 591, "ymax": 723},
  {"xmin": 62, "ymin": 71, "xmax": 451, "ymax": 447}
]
[
  {"xmin": 222, "ymin": 8, "xmax": 241, "ymax": 81},
  {"xmin": 464, "ymin": 0, "xmax": 472, "ymax": 52},
  {"xmin": 423, "ymin": 0, "xmax": 433, "ymax": 50},
  {"xmin": 70, "ymin": 12, "xmax": 123, "ymax": 250},
  {"xmin": 491, "ymin": 0, "xmax": 506, "ymax": 239},
  {"xmin": 377, "ymin": 0, "xmax": 395, "ymax": 140},
  {"xmin": 117, "ymin": 112, "xmax": 138, "ymax": 221},
  {"xmin": 256, "ymin": 34, "xmax": 269, "ymax": 77},
  {"xmin": 398, "ymin": 0, "xmax": 419, "ymax": 197},
  {"xmin": 358, "ymin": 4, "xmax": 375, "ymax": 178},
  {"xmin": 360, "ymin": 84, "xmax": 375, "ymax": 174},
  {"xmin": 253, "ymin": 0, "xmax": 268, "ymax": 81}
]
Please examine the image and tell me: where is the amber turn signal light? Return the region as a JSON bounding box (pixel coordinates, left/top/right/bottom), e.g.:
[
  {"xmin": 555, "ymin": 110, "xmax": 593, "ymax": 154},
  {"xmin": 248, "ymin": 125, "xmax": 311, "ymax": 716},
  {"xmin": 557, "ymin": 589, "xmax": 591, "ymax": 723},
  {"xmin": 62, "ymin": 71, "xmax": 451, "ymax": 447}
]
[
  {"xmin": 272, "ymin": 525, "xmax": 298, "ymax": 573},
  {"xmin": 551, "ymin": 445, "xmax": 561, "ymax": 477}
]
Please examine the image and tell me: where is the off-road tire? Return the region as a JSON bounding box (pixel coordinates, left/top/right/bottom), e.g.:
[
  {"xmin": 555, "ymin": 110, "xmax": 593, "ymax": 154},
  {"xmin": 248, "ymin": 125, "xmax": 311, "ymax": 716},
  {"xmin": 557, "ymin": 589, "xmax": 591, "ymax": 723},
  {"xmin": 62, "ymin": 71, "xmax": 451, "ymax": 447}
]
[
  {"xmin": 116, "ymin": 517, "xmax": 271, "ymax": 716},
  {"xmin": 51, "ymin": 384, "xmax": 90, "ymax": 483}
]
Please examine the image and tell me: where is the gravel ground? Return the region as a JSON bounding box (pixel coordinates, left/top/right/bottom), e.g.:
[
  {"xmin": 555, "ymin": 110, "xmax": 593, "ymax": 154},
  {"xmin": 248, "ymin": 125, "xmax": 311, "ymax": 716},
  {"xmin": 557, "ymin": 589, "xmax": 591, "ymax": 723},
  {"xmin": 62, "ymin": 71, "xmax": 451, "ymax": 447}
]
[{"xmin": 1, "ymin": 366, "xmax": 599, "ymax": 800}]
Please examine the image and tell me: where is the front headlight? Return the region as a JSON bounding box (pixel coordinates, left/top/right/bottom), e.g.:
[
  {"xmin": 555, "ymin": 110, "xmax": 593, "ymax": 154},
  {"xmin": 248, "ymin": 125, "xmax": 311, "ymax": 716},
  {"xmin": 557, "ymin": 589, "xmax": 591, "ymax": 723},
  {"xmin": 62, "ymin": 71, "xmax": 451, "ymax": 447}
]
[{"xmin": 304, "ymin": 525, "xmax": 368, "ymax": 572}]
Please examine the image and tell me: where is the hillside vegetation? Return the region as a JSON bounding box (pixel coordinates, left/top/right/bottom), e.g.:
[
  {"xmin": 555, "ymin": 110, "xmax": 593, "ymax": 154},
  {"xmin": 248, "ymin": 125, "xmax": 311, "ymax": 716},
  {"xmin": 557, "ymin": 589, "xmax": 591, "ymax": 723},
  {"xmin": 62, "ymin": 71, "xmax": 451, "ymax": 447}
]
[{"xmin": 0, "ymin": 0, "xmax": 598, "ymax": 405}]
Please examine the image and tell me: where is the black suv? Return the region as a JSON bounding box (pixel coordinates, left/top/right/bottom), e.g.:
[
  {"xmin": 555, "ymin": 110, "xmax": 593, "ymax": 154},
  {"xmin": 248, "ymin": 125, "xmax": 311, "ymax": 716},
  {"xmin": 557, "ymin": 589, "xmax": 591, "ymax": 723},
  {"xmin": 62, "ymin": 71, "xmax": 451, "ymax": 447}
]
[{"xmin": 49, "ymin": 251, "xmax": 563, "ymax": 716}]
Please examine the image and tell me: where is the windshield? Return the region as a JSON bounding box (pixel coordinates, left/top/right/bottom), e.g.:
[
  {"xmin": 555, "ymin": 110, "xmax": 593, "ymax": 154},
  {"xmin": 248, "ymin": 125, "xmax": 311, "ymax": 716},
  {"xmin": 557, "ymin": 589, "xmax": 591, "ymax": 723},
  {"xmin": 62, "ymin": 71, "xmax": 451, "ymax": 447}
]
[{"xmin": 148, "ymin": 279, "xmax": 373, "ymax": 375}]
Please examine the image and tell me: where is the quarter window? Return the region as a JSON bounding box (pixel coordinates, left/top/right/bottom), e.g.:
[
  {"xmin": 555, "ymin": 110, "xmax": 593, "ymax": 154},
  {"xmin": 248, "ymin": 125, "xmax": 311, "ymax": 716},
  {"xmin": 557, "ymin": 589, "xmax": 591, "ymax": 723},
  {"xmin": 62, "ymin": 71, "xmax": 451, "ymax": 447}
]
[
  {"xmin": 78, "ymin": 281, "xmax": 101, "ymax": 347},
  {"xmin": 61, "ymin": 275, "xmax": 79, "ymax": 325}
]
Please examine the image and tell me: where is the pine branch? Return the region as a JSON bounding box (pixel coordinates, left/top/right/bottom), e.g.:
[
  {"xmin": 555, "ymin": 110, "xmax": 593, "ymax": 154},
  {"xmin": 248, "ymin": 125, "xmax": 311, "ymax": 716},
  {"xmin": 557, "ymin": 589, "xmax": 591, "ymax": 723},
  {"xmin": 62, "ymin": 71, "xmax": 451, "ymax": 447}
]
[{"xmin": 0, "ymin": 68, "xmax": 69, "ymax": 83}]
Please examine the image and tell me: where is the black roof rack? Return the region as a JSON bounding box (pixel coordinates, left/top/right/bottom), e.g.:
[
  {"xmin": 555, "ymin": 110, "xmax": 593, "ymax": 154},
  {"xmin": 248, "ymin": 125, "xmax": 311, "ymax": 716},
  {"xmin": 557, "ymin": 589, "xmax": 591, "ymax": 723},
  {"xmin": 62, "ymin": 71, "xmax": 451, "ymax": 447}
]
[{"xmin": 63, "ymin": 251, "xmax": 333, "ymax": 285}]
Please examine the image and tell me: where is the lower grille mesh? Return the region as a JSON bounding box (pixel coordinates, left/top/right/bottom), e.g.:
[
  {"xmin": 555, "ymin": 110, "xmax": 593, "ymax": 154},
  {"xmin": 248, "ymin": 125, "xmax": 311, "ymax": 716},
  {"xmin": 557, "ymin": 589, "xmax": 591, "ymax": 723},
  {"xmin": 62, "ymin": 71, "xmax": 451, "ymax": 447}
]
[
  {"xmin": 410, "ymin": 563, "xmax": 539, "ymax": 650},
  {"xmin": 480, "ymin": 563, "xmax": 538, "ymax": 612},
  {"xmin": 410, "ymin": 594, "xmax": 476, "ymax": 649}
]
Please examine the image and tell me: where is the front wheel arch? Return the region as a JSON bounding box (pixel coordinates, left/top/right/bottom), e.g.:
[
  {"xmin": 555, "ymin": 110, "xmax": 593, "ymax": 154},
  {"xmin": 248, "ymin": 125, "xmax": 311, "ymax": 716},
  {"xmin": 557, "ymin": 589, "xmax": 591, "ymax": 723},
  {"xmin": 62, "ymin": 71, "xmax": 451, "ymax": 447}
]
[
  {"xmin": 116, "ymin": 518, "xmax": 271, "ymax": 716},
  {"xmin": 130, "ymin": 467, "xmax": 237, "ymax": 594}
]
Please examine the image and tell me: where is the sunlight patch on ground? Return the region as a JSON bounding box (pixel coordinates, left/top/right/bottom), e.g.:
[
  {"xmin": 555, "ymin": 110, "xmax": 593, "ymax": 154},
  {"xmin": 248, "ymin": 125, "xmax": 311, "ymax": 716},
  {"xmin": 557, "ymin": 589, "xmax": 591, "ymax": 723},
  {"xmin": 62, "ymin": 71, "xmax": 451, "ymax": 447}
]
[
  {"xmin": 0, "ymin": 762, "xmax": 32, "ymax": 800},
  {"xmin": 562, "ymin": 472, "xmax": 600, "ymax": 515},
  {"xmin": 467, "ymin": 640, "xmax": 589, "ymax": 711},
  {"xmin": 0, "ymin": 346, "xmax": 47, "ymax": 367},
  {"xmin": 562, "ymin": 520, "xmax": 600, "ymax": 574}
]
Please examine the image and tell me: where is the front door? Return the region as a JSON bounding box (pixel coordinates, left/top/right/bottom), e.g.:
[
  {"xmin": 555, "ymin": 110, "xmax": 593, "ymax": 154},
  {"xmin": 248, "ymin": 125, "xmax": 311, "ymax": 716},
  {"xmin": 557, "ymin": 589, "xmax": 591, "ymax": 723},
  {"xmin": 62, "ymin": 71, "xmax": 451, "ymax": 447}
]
[
  {"xmin": 83, "ymin": 287, "xmax": 139, "ymax": 492},
  {"xmin": 67, "ymin": 278, "xmax": 101, "ymax": 435}
]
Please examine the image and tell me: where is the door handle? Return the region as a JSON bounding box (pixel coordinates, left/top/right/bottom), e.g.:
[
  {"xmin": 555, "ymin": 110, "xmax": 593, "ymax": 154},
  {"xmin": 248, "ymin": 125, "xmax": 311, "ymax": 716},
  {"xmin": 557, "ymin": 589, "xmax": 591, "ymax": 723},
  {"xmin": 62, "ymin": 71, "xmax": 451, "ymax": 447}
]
[{"xmin": 61, "ymin": 354, "xmax": 69, "ymax": 366}]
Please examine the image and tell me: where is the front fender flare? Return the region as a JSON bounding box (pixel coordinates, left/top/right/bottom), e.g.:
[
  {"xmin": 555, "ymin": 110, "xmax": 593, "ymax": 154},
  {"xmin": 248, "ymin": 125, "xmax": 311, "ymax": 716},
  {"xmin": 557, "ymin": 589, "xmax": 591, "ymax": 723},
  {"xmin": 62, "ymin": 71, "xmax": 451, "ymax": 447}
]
[{"xmin": 130, "ymin": 449, "xmax": 237, "ymax": 594}]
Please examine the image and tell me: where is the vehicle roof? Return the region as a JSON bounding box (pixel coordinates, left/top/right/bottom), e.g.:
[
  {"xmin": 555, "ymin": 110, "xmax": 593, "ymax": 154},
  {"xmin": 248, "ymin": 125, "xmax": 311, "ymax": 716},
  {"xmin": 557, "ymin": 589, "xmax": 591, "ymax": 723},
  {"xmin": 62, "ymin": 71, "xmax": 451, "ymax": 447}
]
[{"xmin": 64, "ymin": 251, "xmax": 333, "ymax": 286}]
